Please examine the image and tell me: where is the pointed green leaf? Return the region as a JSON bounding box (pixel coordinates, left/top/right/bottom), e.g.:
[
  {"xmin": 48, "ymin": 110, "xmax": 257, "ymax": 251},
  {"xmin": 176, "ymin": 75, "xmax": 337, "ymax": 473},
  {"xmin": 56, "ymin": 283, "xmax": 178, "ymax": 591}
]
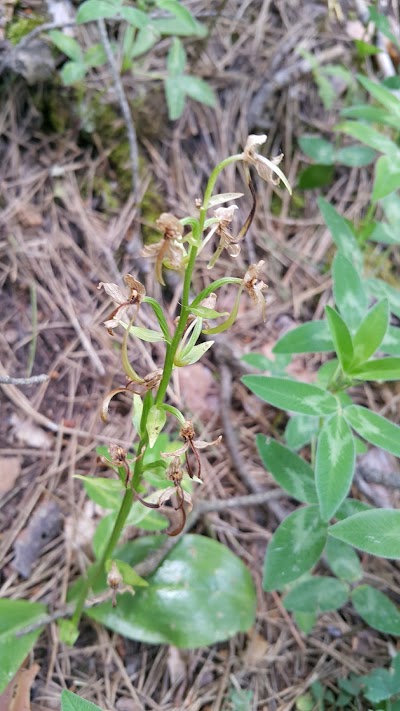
[
  {"xmin": 325, "ymin": 306, "xmax": 354, "ymax": 372},
  {"xmin": 353, "ymin": 299, "xmax": 389, "ymax": 367},
  {"xmin": 330, "ymin": 509, "xmax": 400, "ymax": 557},
  {"xmin": 0, "ymin": 599, "xmax": 47, "ymax": 693},
  {"xmin": 75, "ymin": 475, "xmax": 124, "ymax": 509},
  {"xmin": 176, "ymin": 339, "xmax": 214, "ymax": 366},
  {"xmin": 61, "ymin": 690, "xmax": 104, "ymax": 711},
  {"xmin": 273, "ymin": 320, "xmax": 333, "ymax": 354},
  {"xmin": 164, "ymin": 76, "xmax": 186, "ymax": 120},
  {"xmin": 242, "ymin": 376, "xmax": 338, "ymax": 416},
  {"xmin": 335, "ymin": 144, "xmax": 376, "ymax": 167},
  {"xmin": 146, "ymin": 406, "xmax": 166, "ymax": 447},
  {"xmin": 118, "ymin": 6, "xmax": 149, "ymax": 28},
  {"xmin": 60, "ymin": 61, "xmax": 86, "ymax": 85},
  {"xmin": 315, "ymin": 414, "xmax": 355, "ymax": 521},
  {"xmin": 77, "ymin": 0, "xmax": 118, "ymax": 23},
  {"xmin": 167, "ymin": 37, "xmax": 186, "ymax": 76},
  {"xmin": 336, "ymin": 121, "xmax": 400, "ymax": 156},
  {"xmin": 179, "ymin": 75, "xmax": 216, "ymax": 107},
  {"xmin": 352, "ymin": 585, "xmax": 400, "ymax": 635},
  {"xmin": 48, "ymin": 30, "xmax": 83, "ymax": 61},
  {"xmin": 293, "ymin": 612, "xmax": 316, "ymax": 634},
  {"xmin": 125, "ymin": 324, "xmax": 165, "ymax": 342},
  {"xmin": 332, "ymin": 252, "xmax": 368, "ymax": 331},
  {"xmin": 318, "ymin": 198, "xmax": 362, "ymax": 271},
  {"xmin": 283, "ymin": 576, "xmax": 349, "ymax": 613},
  {"xmin": 367, "ymin": 278, "xmax": 400, "ymax": 318},
  {"xmin": 285, "ymin": 415, "xmax": 319, "ymax": 450},
  {"xmin": 352, "ymin": 356, "xmax": 400, "ymax": 380},
  {"xmin": 263, "ymin": 506, "xmax": 328, "ymax": 590},
  {"xmin": 357, "ymin": 74, "xmax": 400, "ymax": 117},
  {"xmin": 87, "ymin": 534, "xmax": 256, "ymax": 647},
  {"xmin": 256, "ymin": 436, "xmax": 317, "ymax": 504},
  {"xmin": 344, "ymin": 404, "xmax": 400, "ymax": 456},
  {"xmin": 130, "ymin": 25, "xmax": 160, "ymax": 58},
  {"xmin": 325, "ymin": 538, "xmax": 363, "ymax": 582}
]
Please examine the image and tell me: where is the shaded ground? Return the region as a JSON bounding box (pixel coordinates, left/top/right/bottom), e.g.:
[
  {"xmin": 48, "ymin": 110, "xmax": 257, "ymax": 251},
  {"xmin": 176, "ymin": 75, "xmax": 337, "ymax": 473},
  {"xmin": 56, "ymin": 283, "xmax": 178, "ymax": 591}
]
[{"xmin": 1, "ymin": 1, "xmax": 400, "ymax": 709}]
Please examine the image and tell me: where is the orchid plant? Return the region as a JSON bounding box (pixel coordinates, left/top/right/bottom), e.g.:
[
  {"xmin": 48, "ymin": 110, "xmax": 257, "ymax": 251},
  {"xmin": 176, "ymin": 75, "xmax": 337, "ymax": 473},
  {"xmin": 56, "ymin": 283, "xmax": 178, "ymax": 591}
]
[{"xmin": 66, "ymin": 134, "xmax": 292, "ymax": 636}]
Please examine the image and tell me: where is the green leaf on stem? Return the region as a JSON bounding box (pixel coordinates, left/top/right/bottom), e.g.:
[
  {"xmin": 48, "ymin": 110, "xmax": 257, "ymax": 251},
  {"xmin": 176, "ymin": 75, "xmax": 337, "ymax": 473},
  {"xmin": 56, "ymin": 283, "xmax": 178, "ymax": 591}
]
[
  {"xmin": 336, "ymin": 121, "xmax": 400, "ymax": 156},
  {"xmin": 352, "ymin": 356, "xmax": 400, "ymax": 380},
  {"xmin": 130, "ymin": 25, "xmax": 160, "ymax": 58},
  {"xmin": 325, "ymin": 306, "xmax": 354, "ymax": 372},
  {"xmin": 351, "ymin": 299, "xmax": 389, "ymax": 365},
  {"xmin": 0, "ymin": 599, "xmax": 47, "ymax": 694},
  {"xmin": 297, "ymin": 165, "xmax": 334, "ymax": 190},
  {"xmin": 367, "ymin": 278, "xmax": 400, "ymax": 318},
  {"xmin": 60, "ymin": 61, "xmax": 87, "ymax": 85},
  {"xmin": 284, "ymin": 415, "xmax": 319, "ymax": 450},
  {"xmin": 298, "ymin": 135, "xmax": 334, "ymax": 164},
  {"xmin": 332, "ymin": 252, "xmax": 368, "ymax": 331},
  {"xmin": 76, "ymin": 0, "xmax": 119, "ymax": 23},
  {"xmin": 48, "ymin": 30, "xmax": 83, "ymax": 62},
  {"xmin": 344, "ymin": 404, "xmax": 400, "ymax": 456},
  {"xmin": 75, "ymin": 476, "xmax": 125, "ymax": 509},
  {"xmin": 164, "ymin": 76, "xmax": 186, "ymax": 120},
  {"xmin": 87, "ymin": 534, "xmax": 256, "ymax": 647},
  {"xmin": 335, "ymin": 144, "xmax": 376, "ymax": 167},
  {"xmin": 357, "ymin": 74, "xmax": 400, "ymax": 118},
  {"xmin": 207, "ymin": 192, "xmax": 244, "ymax": 207},
  {"xmin": 315, "ymin": 414, "xmax": 355, "ymax": 521},
  {"xmin": 242, "ymin": 376, "xmax": 338, "ymax": 416},
  {"xmin": 335, "ymin": 498, "xmax": 372, "ymax": 520},
  {"xmin": 263, "ymin": 506, "xmax": 328, "ymax": 590},
  {"xmin": 178, "ymin": 76, "xmax": 216, "ymax": 107},
  {"xmin": 330, "ymin": 509, "xmax": 400, "ymax": 558},
  {"xmin": 256, "ymin": 436, "xmax": 317, "ymax": 504},
  {"xmin": 352, "ymin": 585, "xmax": 400, "ymax": 635},
  {"xmin": 325, "ymin": 538, "xmax": 363, "ymax": 582},
  {"xmin": 58, "ymin": 620, "xmax": 79, "ymax": 646},
  {"xmin": 273, "ymin": 321, "xmax": 333, "ymax": 354},
  {"xmin": 146, "ymin": 406, "xmax": 166, "ymax": 448},
  {"xmin": 373, "ymin": 155, "xmax": 400, "ymax": 201},
  {"xmin": 167, "ymin": 37, "xmax": 186, "ymax": 76},
  {"xmin": 283, "ymin": 576, "xmax": 349, "ymax": 613},
  {"xmin": 124, "ymin": 324, "xmax": 166, "ymax": 343},
  {"xmin": 174, "ymin": 340, "xmax": 214, "ymax": 366}
]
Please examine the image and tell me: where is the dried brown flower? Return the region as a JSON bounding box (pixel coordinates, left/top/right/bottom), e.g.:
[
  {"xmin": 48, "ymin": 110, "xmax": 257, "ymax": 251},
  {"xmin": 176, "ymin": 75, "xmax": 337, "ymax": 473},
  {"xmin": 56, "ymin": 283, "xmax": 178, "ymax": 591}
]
[
  {"xmin": 141, "ymin": 213, "xmax": 186, "ymax": 285},
  {"xmin": 242, "ymin": 260, "xmax": 268, "ymax": 321},
  {"xmin": 98, "ymin": 274, "xmax": 146, "ymax": 334},
  {"xmin": 162, "ymin": 421, "xmax": 222, "ymax": 479},
  {"xmin": 242, "ymin": 135, "xmax": 292, "ymax": 194}
]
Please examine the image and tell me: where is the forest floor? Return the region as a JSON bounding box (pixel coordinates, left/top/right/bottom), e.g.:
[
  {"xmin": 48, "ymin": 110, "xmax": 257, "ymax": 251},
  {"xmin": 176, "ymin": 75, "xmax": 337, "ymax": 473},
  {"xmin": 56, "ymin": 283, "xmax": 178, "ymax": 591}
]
[{"xmin": 1, "ymin": 1, "xmax": 400, "ymax": 709}]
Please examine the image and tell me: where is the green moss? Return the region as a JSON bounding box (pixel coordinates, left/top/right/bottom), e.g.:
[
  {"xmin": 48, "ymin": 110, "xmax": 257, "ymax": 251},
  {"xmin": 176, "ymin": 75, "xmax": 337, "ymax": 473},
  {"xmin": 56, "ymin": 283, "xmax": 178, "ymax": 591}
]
[{"xmin": 6, "ymin": 16, "xmax": 46, "ymax": 45}]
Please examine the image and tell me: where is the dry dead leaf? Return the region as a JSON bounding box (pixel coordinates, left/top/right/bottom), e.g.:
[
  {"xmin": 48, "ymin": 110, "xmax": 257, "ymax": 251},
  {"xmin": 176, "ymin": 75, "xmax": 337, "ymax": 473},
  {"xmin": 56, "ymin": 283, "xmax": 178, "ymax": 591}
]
[
  {"xmin": 10, "ymin": 414, "xmax": 52, "ymax": 450},
  {"xmin": 0, "ymin": 457, "xmax": 21, "ymax": 496},
  {"xmin": 13, "ymin": 500, "xmax": 63, "ymax": 578},
  {"xmin": 0, "ymin": 663, "xmax": 40, "ymax": 711}
]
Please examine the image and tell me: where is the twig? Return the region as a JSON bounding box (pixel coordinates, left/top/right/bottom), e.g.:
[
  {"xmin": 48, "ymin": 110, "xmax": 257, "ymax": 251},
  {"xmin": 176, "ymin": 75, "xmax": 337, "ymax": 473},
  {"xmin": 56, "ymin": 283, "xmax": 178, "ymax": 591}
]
[
  {"xmin": 97, "ymin": 18, "xmax": 139, "ymax": 199},
  {"xmin": 0, "ymin": 373, "xmax": 49, "ymax": 385}
]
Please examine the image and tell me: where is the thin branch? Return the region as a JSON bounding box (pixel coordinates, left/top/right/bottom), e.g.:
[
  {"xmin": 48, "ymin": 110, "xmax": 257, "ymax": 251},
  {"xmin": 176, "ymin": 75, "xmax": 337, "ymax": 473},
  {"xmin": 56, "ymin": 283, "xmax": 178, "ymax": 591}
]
[
  {"xmin": 97, "ymin": 18, "xmax": 139, "ymax": 199},
  {"xmin": 0, "ymin": 373, "xmax": 49, "ymax": 385}
]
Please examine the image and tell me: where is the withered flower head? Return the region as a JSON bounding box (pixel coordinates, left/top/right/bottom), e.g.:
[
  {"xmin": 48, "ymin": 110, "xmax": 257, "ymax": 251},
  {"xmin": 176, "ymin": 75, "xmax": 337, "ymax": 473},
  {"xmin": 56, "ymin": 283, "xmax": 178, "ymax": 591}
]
[
  {"xmin": 207, "ymin": 205, "xmax": 241, "ymax": 268},
  {"xmin": 107, "ymin": 444, "xmax": 127, "ymax": 466},
  {"xmin": 98, "ymin": 274, "xmax": 146, "ymax": 334},
  {"xmin": 143, "ymin": 368, "xmax": 163, "ymax": 390},
  {"xmin": 162, "ymin": 421, "xmax": 222, "ymax": 480},
  {"xmin": 141, "ymin": 212, "xmax": 186, "ymax": 285},
  {"xmin": 242, "ymin": 135, "xmax": 292, "ymax": 194},
  {"xmin": 242, "ymin": 260, "xmax": 268, "ymax": 322}
]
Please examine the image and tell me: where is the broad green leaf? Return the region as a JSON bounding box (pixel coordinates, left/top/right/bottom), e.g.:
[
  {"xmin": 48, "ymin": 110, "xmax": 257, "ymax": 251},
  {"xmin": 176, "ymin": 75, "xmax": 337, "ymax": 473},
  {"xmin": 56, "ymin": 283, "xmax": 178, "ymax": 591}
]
[
  {"xmin": 330, "ymin": 509, "xmax": 400, "ymax": 557},
  {"xmin": 293, "ymin": 612, "xmax": 316, "ymax": 634},
  {"xmin": 367, "ymin": 278, "xmax": 400, "ymax": 319},
  {"xmin": 164, "ymin": 76, "xmax": 186, "ymax": 120},
  {"xmin": 130, "ymin": 25, "xmax": 160, "ymax": 58},
  {"xmin": 75, "ymin": 475, "xmax": 124, "ymax": 509},
  {"xmin": 361, "ymin": 656, "xmax": 400, "ymax": 705},
  {"xmin": 60, "ymin": 61, "xmax": 86, "ymax": 85},
  {"xmin": 156, "ymin": 0, "xmax": 202, "ymax": 34},
  {"xmin": 325, "ymin": 306, "xmax": 354, "ymax": 372},
  {"xmin": 0, "ymin": 599, "xmax": 47, "ymax": 693},
  {"xmin": 352, "ymin": 585, "xmax": 400, "ymax": 635},
  {"xmin": 256, "ymin": 436, "xmax": 317, "ymax": 504},
  {"xmin": 77, "ymin": 0, "xmax": 118, "ymax": 23},
  {"xmin": 87, "ymin": 534, "xmax": 256, "ymax": 647},
  {"xmin": 297, "ymin": 165, "xmax": 334, "ymax": 190},
  {"xmin": 373, "ymin": 154, "xmax": 400, "ymax": 201},
  {"xmin": 354, "ymin": 39, "xmax": 381, "ymax": 57},
  {"xmin": 332, "ymin": 252, "xmax": 367, "ymax": 331},
  {"xmin": 167, "ymin": 37, "xmax": 186, "ymax": 76},
  {"xmin": 285, "ymin": 415, "xmax": 319, "ymax": 450},
  {"xmin": 318, "ymin": 198, "xmax": 362, "ymax": 271},
  {"xmin": 273, "ymin": 320, "xmax": 333, "ymax": 354},
  {"xmin": 263, "ymin": 505, "xmax": 328, "ymax": 590},
  {"xmin": 58, "ymin": 619, "xmax": 79, "ymax": 645},
  {"xmin": 352, "ymin": 356, "xmax": 400, "ymax": 381},
  {"xmin": 48, "ymin": 30, "xmax": 82, "ymax": 61},
  {"xmin": 152, "ymin": 16, "xmax": 207, "ymax": 38},
  {"xmin": 241, "ymin": 353, "xmax": 272, "ymax": 370},
  {"xmin": 344, "ymin": 404, "xmax": 400, "ymax": 456},
  {"xmin": 283, "ymin": 576, "xmax": 349, "ymax": 613},
  {"xmin": 61, "ymin": 690, "xmax": 103, "ymax": 711},
  {"xmin": 335, "ymin": 144, "xmax": 376, "ymax": 167},
  {"xmin": 382, "ymin": 326, "xmax": 400, "ymax": 355},
  {"xmin": 242, "ymin": 376, "xmax": 338, "ymax": 416},
  {"xmin": 315, "ymin": 414, "xmax": 355, "ymax": 521},
  {"xmin": 351, "ymin": 298, "xmax": 389, "ymax": 366},
  {"xmin": 369, "ymin": 220, "xmax": 400, "ymax": 244},
  {"xmin": 298, "ymin": 135, "xmax": 334, "ymax": 164},
  {"xmin": 336, "ymin": 121, "xmax": 400, "ymax": 156},
  {"xmin": 146, "ymin": 406, "xmax": 166, "ymax": 447},
  {"xmin": 357, "ymin": 74, "xmax": 400, "ymax": 118},
  {"xmin": 179, "ymin": 75, "xmax": 216, "ymax": 107},
  {"xmin": 325, "ymin": 538, "xmax": 363, "ymax": 582}
]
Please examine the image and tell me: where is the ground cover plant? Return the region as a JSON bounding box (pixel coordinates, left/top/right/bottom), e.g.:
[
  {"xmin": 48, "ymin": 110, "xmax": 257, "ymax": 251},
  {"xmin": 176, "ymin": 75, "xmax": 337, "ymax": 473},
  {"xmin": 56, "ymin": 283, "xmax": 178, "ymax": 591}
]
[{"xmin": 2, "ymin": 1, "xmax": 400, "ymax": 709}]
